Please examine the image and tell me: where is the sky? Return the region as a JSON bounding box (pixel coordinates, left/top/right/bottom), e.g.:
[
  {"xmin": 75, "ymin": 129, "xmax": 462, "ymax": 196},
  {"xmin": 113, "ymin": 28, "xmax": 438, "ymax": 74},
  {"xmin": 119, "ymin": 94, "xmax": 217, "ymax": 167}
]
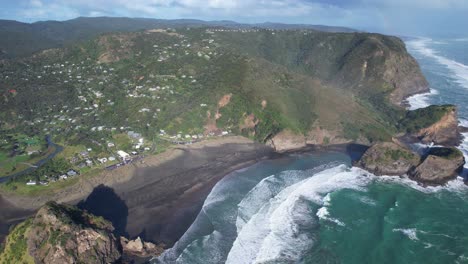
[{"xmin": 0, "ymin": 0, "xmax": 467, "ymax": 37}]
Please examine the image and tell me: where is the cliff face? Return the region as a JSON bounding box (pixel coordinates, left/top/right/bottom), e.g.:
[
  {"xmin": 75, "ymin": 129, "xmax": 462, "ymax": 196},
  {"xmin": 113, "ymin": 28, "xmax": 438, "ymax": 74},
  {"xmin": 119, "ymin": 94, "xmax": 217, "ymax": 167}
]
[
  {"xmin": 415, "ymin": 108, "xmax": 461, "ymax": 146},
  {"xmin": 266, "ymin": 129, "xmax": 306, "ymax": 152},
  {"xmin": 332, "ymin": 35, "xmax": 429, "ymax": 106},
  {"xmin": 410, "ymin": 147, "xmax": 465, "ymax": 185},
  {"xmin": 27, "ymin": 202, "xmax": 121, "ymax": 264},
  {"xmin": 356, "ymin": 142, "xmax": 420, "ymax": 176},
  {"xmin": 0, "ymin": 202, "xmax": 164, "ymax": 264},
  {"xmin": 357, "ymin": 144, "xmax": 465, "ymax": 185},
  {"xmin": 398, "ymin": 105, "xmax": 462, "ymax": 146}
]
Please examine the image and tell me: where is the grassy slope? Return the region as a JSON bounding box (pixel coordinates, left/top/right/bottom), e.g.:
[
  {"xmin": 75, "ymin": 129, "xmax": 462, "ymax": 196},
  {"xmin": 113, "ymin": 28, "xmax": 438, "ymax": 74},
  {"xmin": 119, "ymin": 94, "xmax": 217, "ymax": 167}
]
[
  {"xmin": 1, "ymin": 29, "xmax": 403, "ymax": 146},
  {"xmin": 0, "ymin": 28, "xmax": 428, "ymax": 173},
  {"xmin": 0, "ymin": 219, "xmax": 34, "ymax": 264}
]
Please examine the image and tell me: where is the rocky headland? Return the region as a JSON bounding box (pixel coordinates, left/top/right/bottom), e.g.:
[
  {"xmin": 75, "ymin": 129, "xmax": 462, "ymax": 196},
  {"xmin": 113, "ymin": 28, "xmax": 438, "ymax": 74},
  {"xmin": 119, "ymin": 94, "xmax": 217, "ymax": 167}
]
[{"xmin": 0, "ymin": 202, "xmax": 164, "ymax": 264}]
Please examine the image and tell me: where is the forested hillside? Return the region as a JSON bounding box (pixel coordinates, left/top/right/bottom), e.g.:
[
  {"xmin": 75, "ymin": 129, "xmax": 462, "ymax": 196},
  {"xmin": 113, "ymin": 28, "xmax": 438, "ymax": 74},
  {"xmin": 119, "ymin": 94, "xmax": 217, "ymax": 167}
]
[{"xmin": 0, "ymin": 25, "xmax": 428, "ymax": 190}]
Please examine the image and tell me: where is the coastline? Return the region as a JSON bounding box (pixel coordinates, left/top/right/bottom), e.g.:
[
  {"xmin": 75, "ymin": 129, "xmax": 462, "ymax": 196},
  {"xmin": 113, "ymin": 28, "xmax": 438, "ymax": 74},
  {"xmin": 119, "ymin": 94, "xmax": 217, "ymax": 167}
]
[
  {"xmin": 0, "ymin": 136, "xmax": 276, "ymax": 244},
  {"xmin": 0, "ymin": 136, "xmax": 368, "ymax": 246}
]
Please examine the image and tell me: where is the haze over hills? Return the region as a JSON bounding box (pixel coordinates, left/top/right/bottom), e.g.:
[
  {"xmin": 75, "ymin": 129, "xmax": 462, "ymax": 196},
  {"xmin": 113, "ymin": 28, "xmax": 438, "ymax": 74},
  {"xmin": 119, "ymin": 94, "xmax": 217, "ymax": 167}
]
[{"xmin": 0, "ymin": 17, "xmax": 357, "ymax": 59}]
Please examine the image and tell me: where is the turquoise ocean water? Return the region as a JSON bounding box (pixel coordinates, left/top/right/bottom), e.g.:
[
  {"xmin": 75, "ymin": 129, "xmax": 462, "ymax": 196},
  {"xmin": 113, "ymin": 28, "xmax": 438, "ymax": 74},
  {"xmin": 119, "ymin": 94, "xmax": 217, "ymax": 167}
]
[{"xmin": 154, "ymin": 37, "xmax": 468, "ymax": 264}]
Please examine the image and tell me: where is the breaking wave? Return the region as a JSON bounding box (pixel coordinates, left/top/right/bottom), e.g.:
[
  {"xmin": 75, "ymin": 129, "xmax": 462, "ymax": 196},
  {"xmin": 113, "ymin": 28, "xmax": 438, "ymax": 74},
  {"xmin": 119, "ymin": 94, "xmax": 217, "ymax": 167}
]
[
  {"xmin": 405, "ymin": 89, "xmax": 439, "ymax": 110},
  {"xmin": 226, "ymin": 165, "xmax": 371, "ymax": 264},
  {"xmin": 407, "ymin": 38, "xmax": 468, "ymax": 90},
  {"xmin": 155, "ymin": 160, "xmax": 468, "ymax": 264}
]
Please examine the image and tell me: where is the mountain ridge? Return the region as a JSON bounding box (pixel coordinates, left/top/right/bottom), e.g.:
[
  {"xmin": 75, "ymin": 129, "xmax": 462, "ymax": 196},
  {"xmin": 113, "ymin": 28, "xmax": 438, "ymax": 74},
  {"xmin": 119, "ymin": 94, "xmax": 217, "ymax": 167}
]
[{"xmin": 0, "ymin": 17, "xmax": 357, "ymax": 59}]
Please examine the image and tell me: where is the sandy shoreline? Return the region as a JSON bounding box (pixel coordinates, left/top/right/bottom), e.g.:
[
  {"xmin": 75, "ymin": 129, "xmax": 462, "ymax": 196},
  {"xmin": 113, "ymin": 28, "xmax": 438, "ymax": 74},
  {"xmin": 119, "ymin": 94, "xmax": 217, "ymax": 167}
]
[
  {"xmin": 0, "ymin": 136, "xmax": 276, "ymax": 244},
  {"xmin": 0, "ymin": 136, "xmax": 367, "ymax": 246}
]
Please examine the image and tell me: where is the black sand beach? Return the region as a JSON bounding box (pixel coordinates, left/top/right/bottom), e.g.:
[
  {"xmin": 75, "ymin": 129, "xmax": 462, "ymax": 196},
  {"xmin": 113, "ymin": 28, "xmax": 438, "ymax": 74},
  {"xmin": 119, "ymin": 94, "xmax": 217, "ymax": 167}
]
[{"xmin": 0, "ymin": 137, "xmax": 367, "ymax": 247}]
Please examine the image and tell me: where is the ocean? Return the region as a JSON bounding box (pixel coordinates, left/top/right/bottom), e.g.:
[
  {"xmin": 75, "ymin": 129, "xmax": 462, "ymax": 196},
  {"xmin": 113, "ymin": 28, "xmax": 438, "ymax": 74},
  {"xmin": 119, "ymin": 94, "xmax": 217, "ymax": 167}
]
[{"xmin": 153, "ymin": 37, "xmax": 468, "ymax": 264}]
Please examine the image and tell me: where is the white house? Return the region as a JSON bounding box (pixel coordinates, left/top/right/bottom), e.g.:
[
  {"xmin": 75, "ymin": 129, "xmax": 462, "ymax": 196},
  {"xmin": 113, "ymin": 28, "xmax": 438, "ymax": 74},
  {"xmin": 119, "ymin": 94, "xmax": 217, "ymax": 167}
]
[
  {"xmin": 117, "ymin": 150, "xmax": 130, "ymax": 160},
  {"xmin": 26, "ymin": 180, "xmax": 36, "ymax": 186}
]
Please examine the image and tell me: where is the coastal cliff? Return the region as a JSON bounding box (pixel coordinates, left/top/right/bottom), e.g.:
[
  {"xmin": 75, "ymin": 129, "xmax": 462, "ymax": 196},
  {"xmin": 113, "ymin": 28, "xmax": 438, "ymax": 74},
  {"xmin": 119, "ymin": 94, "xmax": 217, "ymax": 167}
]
[
  {"xmin": 398, "ymin": 105, "xmax": 462, "ymax": 146},
  {"xmin": 266, "ymin": 130, "xmax": 306, "ymax": 152},
  {"xmin": 410, "ymin": 147, "xmax": 465, "ymax": 185},
  {"xmin": 357, "ymin": 142, "xmax": 465, "ymax": 185},
  {"xmin": 0, "ymin": 202, "xmax": 163, "ymax": 264},
  {"xmin": 356, "ymin": 142, "xmax": 420, "ymax": 176}
]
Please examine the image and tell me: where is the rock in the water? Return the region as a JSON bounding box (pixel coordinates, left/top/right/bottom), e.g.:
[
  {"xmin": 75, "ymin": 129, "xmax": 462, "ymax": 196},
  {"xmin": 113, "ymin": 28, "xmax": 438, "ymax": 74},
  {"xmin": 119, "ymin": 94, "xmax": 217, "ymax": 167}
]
[
  {"xmin": 356, "ymin": 142, "xmax": 420, "ymax": 175},
  {"xmin": 121, "ymin": 237, "xmax": 164, "ymax": 257},
  {"xmin": 410, "ymin": 147, "xmax": 465, "ymax": 185},
  {"xmin": 266, "ymin": 129, "xmax": 306, "ymax": 152},
  {"xmin": 399, "ymin": 105, "xmax": 462, "ymax": 146}
]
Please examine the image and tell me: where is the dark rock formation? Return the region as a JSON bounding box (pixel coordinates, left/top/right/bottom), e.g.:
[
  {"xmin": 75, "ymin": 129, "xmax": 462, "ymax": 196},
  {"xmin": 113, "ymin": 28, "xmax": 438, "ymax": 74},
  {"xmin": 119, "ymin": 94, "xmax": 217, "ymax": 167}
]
[
  {"xmin": 357, "ymin": 142, "xmax": 465, "ymax": 185},
  {"xmin": 414, "ymin": 107, "xmax": 461, "ymax": 146},
  {"xmin": 410, "ymin": 147, "xmax": 465, "ymax": 185},
  {"xmin": 399, "ymin": 105, "xmax": 462, "ymax": 146},
  {"xmin": 356, "ymin": 142, "xmax": 420, "ymax": 175},
  {"xmin": 0, "ymin": 202, "xmax": 164, "ymax": 264},
  {"xmin": 121, "ymin": 236, "xmax": 164, "ymax": 258},
  {"xmin": 266, "ymin": 129, "xmax": 306, "ymax": 152},
  {"xmin": 27, "ymin": 202, "xmax": 121, "ymax": 264}
]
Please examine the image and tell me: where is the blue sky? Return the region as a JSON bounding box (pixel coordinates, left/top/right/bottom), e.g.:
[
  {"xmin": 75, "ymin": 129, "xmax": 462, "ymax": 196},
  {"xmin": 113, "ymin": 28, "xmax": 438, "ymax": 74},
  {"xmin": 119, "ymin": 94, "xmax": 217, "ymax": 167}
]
[{"xmin": 1, "ymin": 0, "xmax": 467, "ymax": 37}]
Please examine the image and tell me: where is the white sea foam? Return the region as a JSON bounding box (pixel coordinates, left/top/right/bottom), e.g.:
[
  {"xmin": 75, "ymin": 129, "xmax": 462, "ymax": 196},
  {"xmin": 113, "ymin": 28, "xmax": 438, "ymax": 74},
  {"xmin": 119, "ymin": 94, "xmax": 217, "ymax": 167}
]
[
  {"xmin": 405, "ymin": 89, "xmax": 439, "ymax": 110},
  {"xmin": 316, "ymin": 206, "xmax": 345, "ymax": 226},
  {"xmin": 375, "ymin": 174, "xmax": 468, "ymax": 194},
  {"xmin": 393, "ymin": 228, "xmax": 419, "ymax": 241},
  {"xmin": 226, "ymin": 165, "xmax": 372, "ymax": 264},
  {"xmin": 407, "ymin": 38, "xmax": 468, "ymax": 90}
]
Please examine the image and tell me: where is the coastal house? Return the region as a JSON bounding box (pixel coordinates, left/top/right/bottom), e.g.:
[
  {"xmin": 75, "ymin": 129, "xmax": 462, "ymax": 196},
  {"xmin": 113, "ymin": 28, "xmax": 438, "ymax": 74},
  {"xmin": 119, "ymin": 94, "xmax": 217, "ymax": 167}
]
[
  {"xmin": 26, "ymin": 180, "xmax": 36, "ymax": 186},
  {"xmin": 67, "ymin": 170, "xmax": 78, "ymax": 177},
  {"xmin": 117, "ymin": 150, "xmax": 131, "ymax": 160}
]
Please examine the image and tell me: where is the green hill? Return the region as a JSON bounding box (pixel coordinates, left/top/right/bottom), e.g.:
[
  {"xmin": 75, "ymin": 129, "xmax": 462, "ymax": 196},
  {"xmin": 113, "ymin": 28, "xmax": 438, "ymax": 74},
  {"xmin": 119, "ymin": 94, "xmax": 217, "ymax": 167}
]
[
  {"xmin": 0, "ymin": 26, "xmax": 430, "ymax": 186},
  {"xmin": 0, "ymin": 17, "xmax": 357, "ymax": 59}
]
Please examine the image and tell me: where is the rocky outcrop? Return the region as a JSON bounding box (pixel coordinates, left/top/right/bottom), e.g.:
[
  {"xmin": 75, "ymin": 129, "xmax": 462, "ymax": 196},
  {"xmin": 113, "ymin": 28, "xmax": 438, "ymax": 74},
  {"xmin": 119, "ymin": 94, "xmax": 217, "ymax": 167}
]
[
  {"xmin": 27, "ymin": 202, "xmax": 121, "ymax": 264},
  {"xmin": 121, "ymin": 237, "xmax": 164, "ymax": 258},
  {"xmin": 331, "ymin": 34, "xmax": 429, "ymax": 106},
  {"xmin": 410, "ymin": 147, "xmax": 465, "ymax": 185},
  {"xmin": 356, "ymin": 142, "xmax": 420, "ymax": 175},
  {"xmin": 306, "ymin": 126, "xmax": 352, "ymax": 145},
  {"xmin": 266, "ymin": 129, "xmax": 306, "ymax": 152},
  {"xmin": 415, "ymin": 107, "xmax": 461, "ymax": 146},
  {"xmin": 399, "ymin": 105, "xmax": 462, "ymax": 146},
  {"xmin": 0, "ymin": 202, "xmax": 165, "ymax": 264},
  {"xmin": 357, "ymin": 142, "xmax": 465, "ymax": 185}
]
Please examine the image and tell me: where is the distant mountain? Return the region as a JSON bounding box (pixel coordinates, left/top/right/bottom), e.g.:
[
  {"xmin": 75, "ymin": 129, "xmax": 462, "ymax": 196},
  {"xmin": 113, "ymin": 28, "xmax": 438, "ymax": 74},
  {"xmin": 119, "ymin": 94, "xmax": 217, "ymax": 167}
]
[{"xmin": 0, "ymin": 17, "xmax": 357, "ymax": 59}]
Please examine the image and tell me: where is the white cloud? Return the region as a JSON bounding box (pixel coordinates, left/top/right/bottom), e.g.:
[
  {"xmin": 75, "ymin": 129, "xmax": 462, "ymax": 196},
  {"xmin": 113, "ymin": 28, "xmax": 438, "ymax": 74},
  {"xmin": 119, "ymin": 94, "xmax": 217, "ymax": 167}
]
[{"xmin": 10, "ymin": 0, "xmax": 466, "ymax": 36}]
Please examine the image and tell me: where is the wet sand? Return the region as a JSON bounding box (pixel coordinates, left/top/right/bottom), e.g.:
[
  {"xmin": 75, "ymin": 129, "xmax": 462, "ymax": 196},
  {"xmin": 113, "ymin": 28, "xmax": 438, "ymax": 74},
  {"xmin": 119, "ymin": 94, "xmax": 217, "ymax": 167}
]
[
  {"xmin": 0, "ymin": 136, "xmax": 275, "ymax": 245},
  {"xmin": 0, "ymin": 137, "xmax": 367, "ymax": 246}
]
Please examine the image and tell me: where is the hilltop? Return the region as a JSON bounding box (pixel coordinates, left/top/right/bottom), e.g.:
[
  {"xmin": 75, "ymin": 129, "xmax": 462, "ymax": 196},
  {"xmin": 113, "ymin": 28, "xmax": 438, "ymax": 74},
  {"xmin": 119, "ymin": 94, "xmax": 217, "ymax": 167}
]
[
  {"xmin": 0, "ymin": 17, "xmax": 356, "ymax": 59},
  {"xmin": 0, "ymin": 201, "xmax": 163, "ymax": 264},
  {"xmin": 0, "ymin": 25, "xmax": 431, "ymax": 190}
]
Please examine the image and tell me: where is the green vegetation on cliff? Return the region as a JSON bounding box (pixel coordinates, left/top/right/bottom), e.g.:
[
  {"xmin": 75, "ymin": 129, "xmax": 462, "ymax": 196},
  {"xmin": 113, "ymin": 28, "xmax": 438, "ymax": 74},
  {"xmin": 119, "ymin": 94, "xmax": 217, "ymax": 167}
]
[
  {"xmin": 0, "ymin": 202, "xmax": 121, "ymax": 264},
  {"xmin": 0, "ymin": 219, "xmax": 34, "ymax": 264},
  {"xmin": 427, "ymin": 147, "xmax": 463, "ymax": 160},
  {"xmin": 0, "ymin": 24, "xmax": 431, "ymax": 190},
  {"xmin": 398, "ymin": 105, "xmax": 455, "ymax": 133}
]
